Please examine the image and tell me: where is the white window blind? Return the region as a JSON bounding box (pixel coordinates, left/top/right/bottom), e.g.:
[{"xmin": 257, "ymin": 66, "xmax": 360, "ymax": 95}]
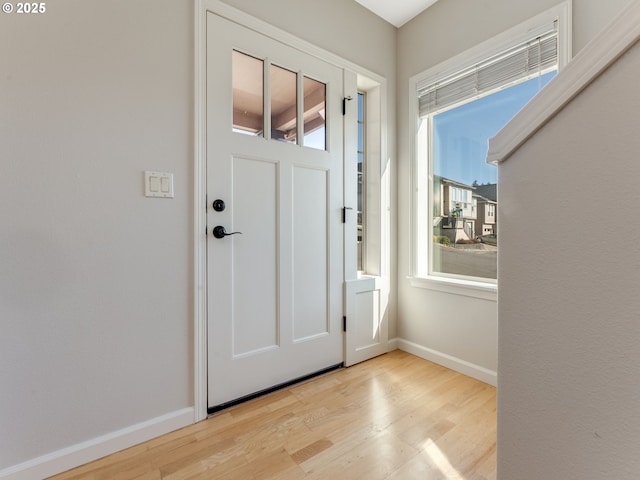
[{"xmin": 417, "ymin": 22, "xmax": 558, "ymax": 117}]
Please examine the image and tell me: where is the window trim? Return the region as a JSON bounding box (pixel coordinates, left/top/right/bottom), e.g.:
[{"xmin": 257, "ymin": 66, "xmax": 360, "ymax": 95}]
[
  {"xmin": 408, "ymin": 2, "xmax": 572, "ymax": 292},
  {"xmin": 409, "ymin": 275, "xmax": 497, "ymax": 302}
]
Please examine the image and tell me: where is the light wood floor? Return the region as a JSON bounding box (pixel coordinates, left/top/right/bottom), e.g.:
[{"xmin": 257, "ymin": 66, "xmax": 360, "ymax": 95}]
[{"xmin": 49, "ymin": 350, "xmax": 496, "ymax": 480}]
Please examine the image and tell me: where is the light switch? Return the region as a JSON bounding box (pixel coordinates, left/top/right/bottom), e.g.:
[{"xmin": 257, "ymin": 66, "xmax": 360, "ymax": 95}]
[
  {"xmin": 160, "ymin": 176, "xmax": 170, "ymax": 193},
  {"xmin": 145, "ymin": 171, "xmax": 174, "ymax": 198},
  {"xmin": 149, "ymin": 176, "xmax": 160, "ymax": 192}
]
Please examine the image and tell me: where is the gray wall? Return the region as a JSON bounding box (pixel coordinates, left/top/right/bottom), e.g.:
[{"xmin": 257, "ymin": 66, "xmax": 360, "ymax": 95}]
[
  {"xmin": 1, "ymin": 0, "xmax": 194, "ymax": 469},
  {"xmin": 221, "ymin": 0, "xmax": 397, "ymax": 79},
  {"xmin": 0, "ymin": 0, "xmax": 397, "ymax": 474},
  {"xmin": 497, "ymin": 36, "xmax": 640, "ymax": 480},
  {"xmin": 395, "ymin": 0, "xmax": 633, "ymax": 384}
]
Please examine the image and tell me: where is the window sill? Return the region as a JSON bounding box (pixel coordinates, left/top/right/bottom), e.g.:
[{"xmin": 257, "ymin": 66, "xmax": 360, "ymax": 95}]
[
  {"xmin": 408, "ymin": 275, "xmax": 497, "ymax": 302},
  {"xmin": 357, "ymin": 272, "xmax": 378, "ymax": 280},
  {"xmin": 353, "ymin": 273, "xmax": 386, "ymax": 290}
]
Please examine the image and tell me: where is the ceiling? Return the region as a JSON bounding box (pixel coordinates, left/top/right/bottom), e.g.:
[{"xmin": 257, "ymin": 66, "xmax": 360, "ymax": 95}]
[{"xmin": 354, "ymin": 0, "xmax": 440, "ymax": 28}]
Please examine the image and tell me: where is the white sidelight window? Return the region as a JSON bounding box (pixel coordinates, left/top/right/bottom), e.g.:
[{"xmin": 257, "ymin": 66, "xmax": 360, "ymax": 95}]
[{"xmin": 357, "ymin": 92, "xmax": 366, "ymax": 271}]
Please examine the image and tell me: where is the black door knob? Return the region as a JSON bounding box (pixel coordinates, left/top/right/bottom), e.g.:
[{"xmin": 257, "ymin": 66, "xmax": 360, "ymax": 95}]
[
  {"xmin": 212, "ymin": 225, "xmax": 243, "ymax": 239},
  {"xmin": 212, "ymin": 199, "xmax": 226, "ymax": 212}
]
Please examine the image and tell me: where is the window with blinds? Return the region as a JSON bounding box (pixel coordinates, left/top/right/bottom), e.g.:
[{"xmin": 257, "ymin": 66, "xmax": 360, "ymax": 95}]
[
  {"xmin": 417, "ymin": 22, "xmax": 558, "ymax": 118},
  {"xmin": 412, "ymin": 16, "xmax": 563, "ymax": 284}
]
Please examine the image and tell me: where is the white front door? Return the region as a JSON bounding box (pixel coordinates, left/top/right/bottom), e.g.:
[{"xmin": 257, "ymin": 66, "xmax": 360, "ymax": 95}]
[{"xmin": 206, "ymin": 13, "xmax": 344, "ymax": 410}]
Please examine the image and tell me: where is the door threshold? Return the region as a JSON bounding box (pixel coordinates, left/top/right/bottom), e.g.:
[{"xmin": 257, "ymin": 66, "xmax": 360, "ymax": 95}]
[{"xmin": 207, "ymin": 362, "xmax": 344, "ymax": 415}]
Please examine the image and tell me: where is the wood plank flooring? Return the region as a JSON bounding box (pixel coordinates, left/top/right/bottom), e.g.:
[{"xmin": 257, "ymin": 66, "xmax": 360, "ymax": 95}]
[{"xmin": 49, "ymin": 350, "xmax": 496, "ymax": 480}]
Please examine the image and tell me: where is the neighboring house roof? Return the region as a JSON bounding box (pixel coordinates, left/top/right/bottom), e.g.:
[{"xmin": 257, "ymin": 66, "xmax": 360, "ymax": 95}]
[
  {"xmin": 474, "ymin": 183, "xmax": 497, "ymax": 202},
  {"xmin": 473, "ymin": 193, "xmax": 497, "ymax": 204},
  {"xmin": 435, "ymin": 175, "xmax": 476, "ymax": 190}
]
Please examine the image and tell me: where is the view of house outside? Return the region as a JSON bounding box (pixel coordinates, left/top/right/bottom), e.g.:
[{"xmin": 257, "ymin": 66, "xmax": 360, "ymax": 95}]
[{"xmin": 431, "ymin": 72, "xmax": 555, "ymax": 280}]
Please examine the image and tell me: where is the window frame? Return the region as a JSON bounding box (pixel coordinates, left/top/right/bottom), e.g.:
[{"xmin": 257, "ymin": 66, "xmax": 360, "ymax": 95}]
[{"xmin": 408, "ymin": 2, "xmax": 572, "ymax": 298}]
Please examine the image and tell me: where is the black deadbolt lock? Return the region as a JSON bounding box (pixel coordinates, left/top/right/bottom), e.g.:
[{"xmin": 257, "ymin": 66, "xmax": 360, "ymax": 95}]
[{"xmin": 212, "ymin": 199, "xmax": 226, "ymax": 212}]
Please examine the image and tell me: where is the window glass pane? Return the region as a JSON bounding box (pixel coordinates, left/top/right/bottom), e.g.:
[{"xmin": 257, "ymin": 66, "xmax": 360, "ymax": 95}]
[
  {"xmin": 232, "ymin": 51, "xmax": 263, "ymax": 136},
  {"xmin": 357, "ymin": 92, "xmax": 365, "ymax": 271},
  {"xmin": 303, "ymin": 76, "xmax": 326, "ymax": 150},
  {"xmin": 271, "ymin": 64, "xmax": 297, "ymax": 144},
  {"xmin": 431, "ymin": 72, "xmax": 555, "ymax": 280}
]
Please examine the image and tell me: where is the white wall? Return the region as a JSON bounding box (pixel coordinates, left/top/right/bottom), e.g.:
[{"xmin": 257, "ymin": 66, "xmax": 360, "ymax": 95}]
[
  {"xmin": 497, "ymin": 35, "xmax": 640, "ymax": 480},
  {"xmin": 0, "ymin": 0, "xmax": 397, "ymax": 477},
  {"xmin": 395, "ymin": 0, "xmax": 632, "ymax": 384}
]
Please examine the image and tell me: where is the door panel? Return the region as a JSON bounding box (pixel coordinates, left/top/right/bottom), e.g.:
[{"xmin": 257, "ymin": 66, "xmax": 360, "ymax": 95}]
[
  {"xmin": 231, "ymin": 156, "xmax": 278, "ymax": 357},
  {"xmin": 207, "ymin": 13, "xmax": 344, "ymax": 409},
  {"xmin": 292, "ymin": 166, "xmax": 328, "ymax": 341},
  {"xmin": 344, "ymin": 277, "xmax": 389, "ymax": 367}
]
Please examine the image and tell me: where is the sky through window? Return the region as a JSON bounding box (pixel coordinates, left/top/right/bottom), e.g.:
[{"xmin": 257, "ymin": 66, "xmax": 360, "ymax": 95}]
[{"xmin": 433, "ymin": 71, "xmax": 555, "ymax": 186}]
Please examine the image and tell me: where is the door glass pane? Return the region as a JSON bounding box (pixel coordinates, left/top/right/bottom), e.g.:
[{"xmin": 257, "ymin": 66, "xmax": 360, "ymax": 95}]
[
  {"xmin": 357, "ymin": 92, "xmax": 365, "ymax": 270},
  {"xmin": 232, "ymin": 51, "xmax": 264, "ymax": 136},
  {"xmin": 271, "ymin": 64, "xmax": 297, "ymax": 144},
  {"xmin": 303, "ymin": 76, "xmax": 326, "ymax": 150}
]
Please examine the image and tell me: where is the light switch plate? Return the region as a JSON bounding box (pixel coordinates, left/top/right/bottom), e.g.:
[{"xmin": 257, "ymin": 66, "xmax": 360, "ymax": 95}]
[{"xmin": 144, "ymin": 171, "xmax": 174, "ymax": 198}]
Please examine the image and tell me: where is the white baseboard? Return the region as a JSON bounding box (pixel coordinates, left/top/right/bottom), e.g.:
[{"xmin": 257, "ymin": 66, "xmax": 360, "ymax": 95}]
[
  {"xmin": 0, "ymin": 407, "xmax": 194, "ymax": 480},
  {"xmin": 391, "ymin": 338, "xmax": 497, "ymax": 387}
]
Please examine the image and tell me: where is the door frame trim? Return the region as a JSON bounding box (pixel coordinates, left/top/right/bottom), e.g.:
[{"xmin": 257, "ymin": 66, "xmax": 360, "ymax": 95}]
[
  {"xmin": 193, "ymin": 0, "xmax": 207, "ymax": 423},
  {"xmin": 193, "ymin": 0, "xmax": 387, "ymax": 422}
]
